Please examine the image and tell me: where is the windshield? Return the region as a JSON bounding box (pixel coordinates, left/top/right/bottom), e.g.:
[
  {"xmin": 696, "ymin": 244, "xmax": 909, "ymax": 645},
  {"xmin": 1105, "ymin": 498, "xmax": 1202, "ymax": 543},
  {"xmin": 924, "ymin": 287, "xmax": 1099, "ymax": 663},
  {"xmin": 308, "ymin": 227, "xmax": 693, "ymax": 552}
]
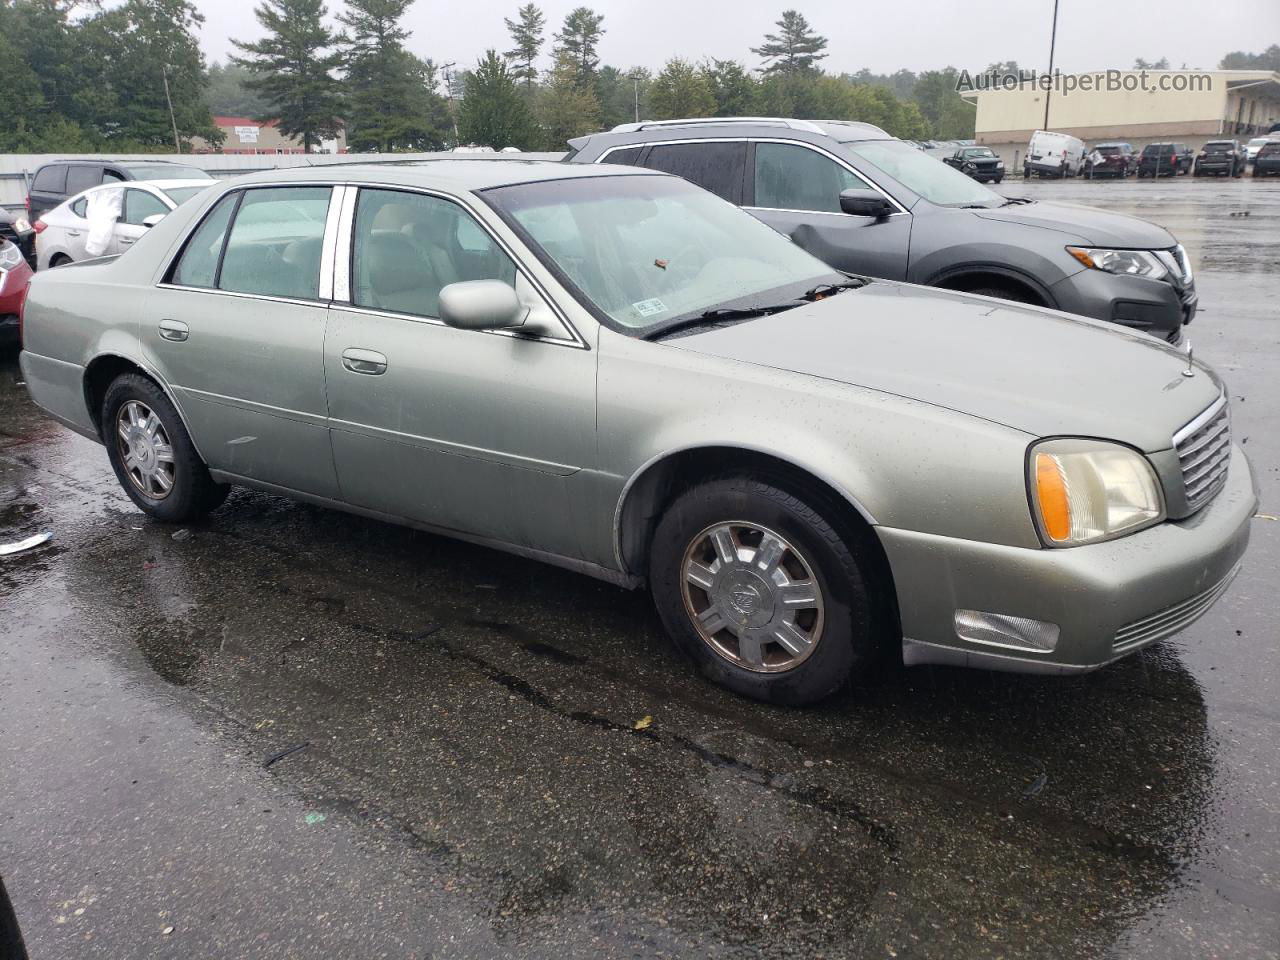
[
  {"xmin": 161, "ymin": 185, "xmax": 210, "ymax": 206},
  {"xmin": 127, "ymin": 165, "xmax": 212, "ymax": 181},
  {"xmin": 962, "ymin": 148, "xmax": 995, "ymax": 158},
  {"xmin": 847, "ymin": 139, "xmax": 1001, "ymax": 207},
  {"xmin": 483, "ymin": 175, "xmax": 839, "ymax": 334}
]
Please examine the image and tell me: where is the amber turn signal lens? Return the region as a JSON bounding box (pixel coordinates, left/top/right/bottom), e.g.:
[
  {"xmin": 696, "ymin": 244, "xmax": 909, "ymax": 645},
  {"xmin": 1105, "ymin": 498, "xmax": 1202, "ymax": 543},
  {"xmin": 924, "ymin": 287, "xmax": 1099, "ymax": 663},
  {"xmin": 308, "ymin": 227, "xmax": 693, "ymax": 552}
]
[
  {"xmin": 1067, "ymin": 247, "xmax": 1095, "ymax": 268},
  {"xmin": 1035, "ymin": 453, "xmax": 1071, "ymax": 542}
]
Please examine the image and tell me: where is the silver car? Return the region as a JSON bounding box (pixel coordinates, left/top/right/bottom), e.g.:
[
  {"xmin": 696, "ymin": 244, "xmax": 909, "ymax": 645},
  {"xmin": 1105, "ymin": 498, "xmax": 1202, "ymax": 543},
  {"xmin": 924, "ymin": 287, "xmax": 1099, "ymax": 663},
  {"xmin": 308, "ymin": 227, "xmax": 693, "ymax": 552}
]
[{"xmin": 18, "ymin": 162, "xmax": 1256, "ymax": 705}]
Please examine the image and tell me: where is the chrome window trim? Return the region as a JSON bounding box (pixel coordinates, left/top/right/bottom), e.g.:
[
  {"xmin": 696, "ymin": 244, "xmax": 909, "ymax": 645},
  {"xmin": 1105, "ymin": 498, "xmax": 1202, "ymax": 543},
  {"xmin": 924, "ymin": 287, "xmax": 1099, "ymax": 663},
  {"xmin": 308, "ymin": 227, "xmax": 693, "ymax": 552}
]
[
  {"xmin": 596, "ymin": 136, "xmax": 909, "ymax": 218},
  {"xmin": 332, "ymin": 184, "xmax": 358, "ymax": 302},
  {"xmin": 318, "ymin": 184, "xmax": 347, "ymax": 301},
  {"xmin": 334, "ymin": 181, "xmax": 588, "ymax": 350},
  {"xmin": 153, "ymin": 283, "xmax": 333, "ymax": 310}
]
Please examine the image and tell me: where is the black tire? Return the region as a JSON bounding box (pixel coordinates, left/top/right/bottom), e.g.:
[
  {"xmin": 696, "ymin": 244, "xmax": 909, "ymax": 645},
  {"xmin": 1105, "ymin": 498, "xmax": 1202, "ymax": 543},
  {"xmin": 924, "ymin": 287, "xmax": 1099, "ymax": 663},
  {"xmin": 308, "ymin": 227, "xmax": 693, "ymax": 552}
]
[
  {"xmin": 49, "ymin": 254, "xmax": 72, "ymax": 268},
  {"xmin": 102, "ymin": 373, "xmax": 229, "ymax": 522},
  {"xmin": 994, "ymin": 176, "xmax": 1003, "ymax": 184},
  {"xmin": 649, "ymin": 476, "xmax": 882, "ymax": 706}
]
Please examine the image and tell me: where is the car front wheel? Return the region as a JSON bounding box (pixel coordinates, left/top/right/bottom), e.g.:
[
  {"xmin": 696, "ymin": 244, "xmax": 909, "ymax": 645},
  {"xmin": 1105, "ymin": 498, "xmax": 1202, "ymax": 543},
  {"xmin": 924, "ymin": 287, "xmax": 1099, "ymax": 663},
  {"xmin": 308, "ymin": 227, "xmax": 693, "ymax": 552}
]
[
  {"xmin": 102, "ymin": 373, "xmax": 229, "ymax": 522},
  {"xmin": 649, "ymin": 476, "xmax": 880, "ymax": 705}
]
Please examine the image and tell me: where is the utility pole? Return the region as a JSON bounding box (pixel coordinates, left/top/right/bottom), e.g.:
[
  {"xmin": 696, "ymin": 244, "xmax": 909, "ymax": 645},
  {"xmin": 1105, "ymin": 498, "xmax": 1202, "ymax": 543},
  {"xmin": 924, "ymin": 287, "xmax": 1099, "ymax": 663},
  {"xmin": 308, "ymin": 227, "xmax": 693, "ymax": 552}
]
[
  {"xmin": 1043, "ymin": 0, "xmax": 1060, "ymax": 130},
  {"xmin": 162, "ymin": 66, "xmax": 181, "ymax": 153},
  {"xmin": 441, "ymin": 61, "xmax": 461, "ymax": 144},
  {"xmin": 633, "ymin": 74, "xmax": 640, "ymax": 122}
]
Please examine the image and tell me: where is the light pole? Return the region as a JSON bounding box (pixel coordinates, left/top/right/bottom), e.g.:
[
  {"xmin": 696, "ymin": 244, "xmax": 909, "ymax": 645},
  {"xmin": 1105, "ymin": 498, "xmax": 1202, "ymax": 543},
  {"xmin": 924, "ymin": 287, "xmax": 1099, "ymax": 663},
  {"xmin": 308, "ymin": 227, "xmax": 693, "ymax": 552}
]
[
  {"xmin": 1043, "ymin": 0, "xmax": 1060, "ymax": 130},
  {"xmin": 440, "ymin": 61, "xmax": 461, "ymax": 144}
]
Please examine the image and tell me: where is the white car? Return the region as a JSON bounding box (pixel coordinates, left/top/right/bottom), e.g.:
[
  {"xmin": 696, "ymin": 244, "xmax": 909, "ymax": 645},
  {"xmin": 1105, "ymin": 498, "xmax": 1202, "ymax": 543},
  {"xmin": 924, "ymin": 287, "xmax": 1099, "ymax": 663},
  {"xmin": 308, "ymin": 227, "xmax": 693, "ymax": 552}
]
[
  {"xmin": 35, "ymin": 179, "xmax": 212, "ymax": 270},
  {"xmin": 1245, "ymin": 136, "xmax": 1279, "ymax": 163}
]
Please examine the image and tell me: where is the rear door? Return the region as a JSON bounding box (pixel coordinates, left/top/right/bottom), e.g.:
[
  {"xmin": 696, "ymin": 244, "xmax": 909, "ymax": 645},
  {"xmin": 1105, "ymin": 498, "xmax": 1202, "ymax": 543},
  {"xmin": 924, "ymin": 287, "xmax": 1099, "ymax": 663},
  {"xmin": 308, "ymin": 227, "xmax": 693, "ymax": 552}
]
[
  {"xmin": 745, "ymin": 140, "xmax": 911, "ymax": 280},
  {"xmin": 632, "ymin": 141, "xmax": 748, "ymax": 204},
  {"xmin": 28, "ymin": 165, "xmax": 67, "ymax": 219},
  {"xmin": 141, "ymin": 185, "xmax": 340, "ymax": 497}
]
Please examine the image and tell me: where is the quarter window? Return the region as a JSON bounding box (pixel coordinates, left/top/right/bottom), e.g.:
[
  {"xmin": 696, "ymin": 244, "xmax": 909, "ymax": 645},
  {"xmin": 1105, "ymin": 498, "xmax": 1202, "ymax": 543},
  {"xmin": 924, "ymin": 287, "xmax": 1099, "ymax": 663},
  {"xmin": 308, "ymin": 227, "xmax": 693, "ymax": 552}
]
[
  {"xmin": 601, "ymin": 146, "xmax": 645, "ymax": 166},
  {"xmin": 122, "ymin": 189, "xmax": 169, "ymax": 226},
  {"xmin": 32, "ymin": 165, "xmax": 66, "ymax": 193},
  {"xmin": 171, "ymin": 193, "xmax": 238, "ymax": 288},
  {"xmin": 351, "ymin": 188, "xmax": 516, "ymax": 319},
  {"xmin": 640, "ymin": 142, "xmax": 747, "ymax": 203},
  {"xmin": 753, "ymin": 142, "xmax": 871, "ymax": 214},
  {"xmin": 71, "ymin": 198, "xmax": 88, "ymax": 219},
  {"xmin": 217, "ymin": 187, "xmax": 332, "ymax": 299}
]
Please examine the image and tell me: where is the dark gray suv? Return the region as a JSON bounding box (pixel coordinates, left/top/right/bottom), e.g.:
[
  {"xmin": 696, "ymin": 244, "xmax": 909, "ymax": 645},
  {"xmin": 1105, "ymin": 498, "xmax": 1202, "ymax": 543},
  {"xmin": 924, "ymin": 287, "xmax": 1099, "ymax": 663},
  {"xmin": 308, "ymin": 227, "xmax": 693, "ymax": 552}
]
[{"xmin": 567, "ymin": 118, "xmax": 1196, "ymax": 342}]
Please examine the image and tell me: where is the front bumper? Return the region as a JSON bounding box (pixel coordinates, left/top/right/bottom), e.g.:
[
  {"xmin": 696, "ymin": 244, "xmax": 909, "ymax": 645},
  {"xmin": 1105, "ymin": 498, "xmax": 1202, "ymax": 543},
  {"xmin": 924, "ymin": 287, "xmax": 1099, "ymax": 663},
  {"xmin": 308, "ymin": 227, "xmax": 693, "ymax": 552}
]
[
  {"xmin": 879, "ymin": 446, "xmax": 1256, "ymax": 674},
  {"xmin": 1050, "ymin": 264, "xmax": 1194, "ymax": 342}
]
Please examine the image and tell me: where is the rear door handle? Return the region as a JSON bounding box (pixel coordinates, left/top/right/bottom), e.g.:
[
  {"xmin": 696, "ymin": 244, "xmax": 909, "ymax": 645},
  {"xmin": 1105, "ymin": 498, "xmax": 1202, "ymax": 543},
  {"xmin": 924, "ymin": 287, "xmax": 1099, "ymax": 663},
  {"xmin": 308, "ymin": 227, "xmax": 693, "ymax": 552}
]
[
  {"xmin": 341, "ymin": 348, "xmax": 388, "ymax": 375},
  {"xmin": 119, "ymin": 238, "xmax": 136, "ymax": 246},
  {"xmin": 158, "ymin": 318, "xmax": 189, "ymax": 342}
]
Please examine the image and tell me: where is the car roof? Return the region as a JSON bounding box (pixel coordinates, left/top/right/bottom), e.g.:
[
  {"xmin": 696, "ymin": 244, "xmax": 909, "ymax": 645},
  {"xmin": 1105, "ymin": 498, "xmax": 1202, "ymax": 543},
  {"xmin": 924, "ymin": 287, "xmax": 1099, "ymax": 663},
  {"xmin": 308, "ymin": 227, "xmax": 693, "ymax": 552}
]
[
  {"xmin": 230, "ymin": 159, "xmax": 656, "ymax": 192},
  {"xmin": 570, "ymin": 117, "xmax": 893, "ymax": 150}
]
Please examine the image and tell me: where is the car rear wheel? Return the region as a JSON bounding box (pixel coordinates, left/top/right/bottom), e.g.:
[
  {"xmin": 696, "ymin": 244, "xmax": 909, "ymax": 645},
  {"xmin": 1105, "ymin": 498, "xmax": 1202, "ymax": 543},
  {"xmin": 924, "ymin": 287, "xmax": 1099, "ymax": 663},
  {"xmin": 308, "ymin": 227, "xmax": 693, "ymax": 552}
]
[
  {"xmin": 649, "ymin": 476, "xmax": 878, "ymax": 706},
  {"xmin": 49, "ymin": 254, "xmax": 72, "ymax": 268},
  {"xmin": 102, "ymin": 374, "xmax": 229, "ymax": 522}
]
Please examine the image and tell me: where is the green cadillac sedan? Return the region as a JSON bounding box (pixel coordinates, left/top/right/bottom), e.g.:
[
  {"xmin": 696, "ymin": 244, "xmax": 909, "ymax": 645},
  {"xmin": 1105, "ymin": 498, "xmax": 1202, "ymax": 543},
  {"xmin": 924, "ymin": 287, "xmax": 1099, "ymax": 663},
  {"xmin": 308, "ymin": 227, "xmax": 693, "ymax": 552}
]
[{"xmin": 18, "ymin": 161, "xmax": 1256, "ymax": 704}]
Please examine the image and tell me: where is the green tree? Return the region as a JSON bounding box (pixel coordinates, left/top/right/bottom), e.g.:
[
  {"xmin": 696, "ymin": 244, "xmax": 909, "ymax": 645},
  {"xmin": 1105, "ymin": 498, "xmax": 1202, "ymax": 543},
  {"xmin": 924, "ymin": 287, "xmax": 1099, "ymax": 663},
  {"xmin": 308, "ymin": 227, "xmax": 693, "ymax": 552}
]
[
  {"xmin": 504, "ymin": 3, "xmax": 545, "ymax": 89},
  {"xmin": 459, "ymin": 50, "xmax": 537, "ymax": 149},
  {"xmin": 595, "ymin": 65, "xmax": 648, "ymax": 127},
  {"xmin": 913, "ymin": 68, "xmax": 974, "ymax": 139},
  {"xmin": 1219, "ymin": 45, "xmax": 1280, "ymax": 70},
  {"xmin": 554, "ymin": 6, "xmax": 605, "ymax": 86},
  {"xmin": 79, "ymin": 0, "xmax": 221, "ymax": 149},
  {"xmin": 752, "ymin": 10, "xmax": 828, "ymax": 76},
  {"xmin": 0, "ymin": 4, "xmax": 50, "ymax": 152},
  {"xmin": 537, "ymin": 51, "xmax": 601, "ymax": 149},
  {"xmin": 1133, "ymin": 57, "xmax": 1171, "ymax": 70},
  {"xmin": 703, "ymin": 59, "xmax": 758, "ymax": 116},
  {"xmin": 207, "ymin": 62, "xmax": 275, "ymax": 117},
  {"xmin": 649, "ymin": 58, "xmax": 715, "ymax": 120},
  {"xmin": 231, "ymin": 0, "xmax": 346, "ymax": 151},
  {"xmin": 339, "ymin": 0, "xmax": 448, "ymax": 151}
]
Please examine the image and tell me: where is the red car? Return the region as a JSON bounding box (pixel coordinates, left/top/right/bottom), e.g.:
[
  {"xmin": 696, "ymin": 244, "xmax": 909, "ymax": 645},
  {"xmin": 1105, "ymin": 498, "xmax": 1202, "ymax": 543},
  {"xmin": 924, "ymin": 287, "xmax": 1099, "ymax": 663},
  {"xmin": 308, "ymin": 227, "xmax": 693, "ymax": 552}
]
[{"xmin": 0, "ymin": 238, "xmax": 33, "ymax": 348}]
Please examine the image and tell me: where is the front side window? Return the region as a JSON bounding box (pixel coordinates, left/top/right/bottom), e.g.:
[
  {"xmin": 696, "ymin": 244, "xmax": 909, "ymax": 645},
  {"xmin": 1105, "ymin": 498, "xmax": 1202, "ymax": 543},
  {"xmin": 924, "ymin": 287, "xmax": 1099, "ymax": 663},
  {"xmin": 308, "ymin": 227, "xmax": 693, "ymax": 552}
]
[
  {"xmin": 123, "ymin": 189, "xmax": 169, "ymax": 226},
  {"xmin": 640, "ymin": 142, "xmax": 747, "ymax": 204},
  {"xmin": 218, "ymin": 187, "xmax": 332, "ymax": 299},
  {"xmin": 351, "ymin": 188, "xmax": 516, "ymax": 318},
  {"xmin": 848, "ymin": 139, "xmax": 1001, "ymax": 207},
  {"xmin": 754, "ymin": 142, "xmax": 872, "ymax": 214},
  {"xmin": 484, "ymin": 174, "xmax": 838, "ymax": 333}
]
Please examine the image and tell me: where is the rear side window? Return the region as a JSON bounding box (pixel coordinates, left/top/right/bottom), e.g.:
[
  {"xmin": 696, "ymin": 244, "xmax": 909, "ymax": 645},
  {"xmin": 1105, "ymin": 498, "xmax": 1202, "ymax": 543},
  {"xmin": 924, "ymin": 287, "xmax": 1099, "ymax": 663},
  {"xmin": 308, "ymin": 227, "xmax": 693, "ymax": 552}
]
[
  {"xmin": 32, "ymin": 165, "xmax": 67, "ymax": 193},
  {"xmin": 71, "ymin": 198, "xmax": 88, "ymax": 218},
  {"xmin": 65, "ymin": 166, "xmax": 103, "ymax": 195},
  {"xmin": 641, "ymin": 142, "xmax": 747, "ymax": 204},
  {"xmin": 754, "ymin": 142, "xmax": 870, "ymax": 214},
  {"xmin": 218, "ymin": 187, "xmax": 332, "ymax": 300},
  {"xmin": 171, "ymin": 193, "xmax": 238, "ymax": 288},
  {"xmin": 602, "ymin": 146, "xmax": 645, "ymax": 166}
]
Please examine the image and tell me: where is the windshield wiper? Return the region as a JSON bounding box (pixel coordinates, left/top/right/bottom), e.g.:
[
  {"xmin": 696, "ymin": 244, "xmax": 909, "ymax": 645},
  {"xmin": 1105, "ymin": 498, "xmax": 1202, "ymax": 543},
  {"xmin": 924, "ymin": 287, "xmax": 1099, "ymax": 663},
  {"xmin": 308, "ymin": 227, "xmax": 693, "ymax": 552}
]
[
  {"xmin": 803, "ymin": 276, "xmax": 870, "ymax": 299},
  {"xmin": 1000, "ymin": 197, "xmax": 1034, "ymax": 206},
  {"xmin": 644, "ymin": 303, "xmax": 801, "ymax": 341}
]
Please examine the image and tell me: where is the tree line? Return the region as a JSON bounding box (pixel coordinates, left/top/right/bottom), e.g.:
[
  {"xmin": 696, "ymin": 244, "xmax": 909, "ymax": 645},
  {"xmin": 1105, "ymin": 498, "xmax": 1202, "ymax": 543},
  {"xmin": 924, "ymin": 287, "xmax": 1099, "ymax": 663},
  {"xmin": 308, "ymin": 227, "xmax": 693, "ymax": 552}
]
[{"xmin": 3, "ymin": 1, "xmax": 1274, "ymax": 155}]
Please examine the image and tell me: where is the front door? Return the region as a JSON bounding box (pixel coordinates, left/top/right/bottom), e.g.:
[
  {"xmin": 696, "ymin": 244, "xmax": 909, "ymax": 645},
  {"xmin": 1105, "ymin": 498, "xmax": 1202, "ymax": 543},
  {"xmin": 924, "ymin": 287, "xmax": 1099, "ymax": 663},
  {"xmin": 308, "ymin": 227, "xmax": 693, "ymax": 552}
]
[
  {"xmin": 322, "ymin": 186, "xmax": 596, "ymax": 558},
  {"xmin": 140, "ymin": 184, "xmax": 340, "ymax": 498},
  {"xmin": 746, "ymin": 140, "xmax": 912, "ymax": 281}
]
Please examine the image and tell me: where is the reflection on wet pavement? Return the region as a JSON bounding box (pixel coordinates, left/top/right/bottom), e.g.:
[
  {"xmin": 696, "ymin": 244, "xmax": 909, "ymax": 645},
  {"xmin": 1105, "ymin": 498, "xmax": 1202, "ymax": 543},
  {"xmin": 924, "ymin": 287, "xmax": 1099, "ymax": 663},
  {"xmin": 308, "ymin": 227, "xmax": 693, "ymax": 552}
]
[{"xmin": 2, "ymin": 179, "xmax": 1278, "ymax": 958}]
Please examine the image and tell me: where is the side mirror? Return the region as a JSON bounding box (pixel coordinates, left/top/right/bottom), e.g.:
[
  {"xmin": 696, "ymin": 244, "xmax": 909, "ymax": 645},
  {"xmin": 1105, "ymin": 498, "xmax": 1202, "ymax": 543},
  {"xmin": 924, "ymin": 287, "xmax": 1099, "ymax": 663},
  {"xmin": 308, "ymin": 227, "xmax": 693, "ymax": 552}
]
[
  {"xmin": 438, "ymin": 279, "xmax": 528, "ymax": 331},
  {"xmin": 142, "ymin": 213, "xmax": 165, "ymax": 229},
  {"xmin": 839, "ymin": 189, "xmax": 895, "ymax": 219}
]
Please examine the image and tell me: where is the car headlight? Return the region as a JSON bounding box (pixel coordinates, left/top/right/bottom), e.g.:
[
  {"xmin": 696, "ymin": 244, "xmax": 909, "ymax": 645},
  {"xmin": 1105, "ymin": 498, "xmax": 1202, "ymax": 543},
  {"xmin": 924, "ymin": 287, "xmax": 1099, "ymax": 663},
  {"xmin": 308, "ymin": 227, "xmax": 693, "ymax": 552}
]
[
  {"xmin": 1029, "ymin": 439, "xmax": 1165, "ymax": 546},
  {"xmin": 1066, "ymin": 246, "xmax": 1168, "ymax": 280},
  {"xmin": 0, "ymin": 241, "xmax": 22, "ymax": 270}
]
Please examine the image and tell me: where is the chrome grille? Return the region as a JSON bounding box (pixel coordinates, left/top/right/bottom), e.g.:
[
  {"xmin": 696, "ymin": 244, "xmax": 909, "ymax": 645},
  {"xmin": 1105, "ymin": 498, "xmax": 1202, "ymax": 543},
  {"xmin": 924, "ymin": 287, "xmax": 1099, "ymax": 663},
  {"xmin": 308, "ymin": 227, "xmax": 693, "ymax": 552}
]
[
  {"xmin": 1173, "ymin": 394, "xmax": 1230, "ymax": 511},
  {"xmin": 1113, "ymin": 564, "xmax": 1240, "ymax": 652}
]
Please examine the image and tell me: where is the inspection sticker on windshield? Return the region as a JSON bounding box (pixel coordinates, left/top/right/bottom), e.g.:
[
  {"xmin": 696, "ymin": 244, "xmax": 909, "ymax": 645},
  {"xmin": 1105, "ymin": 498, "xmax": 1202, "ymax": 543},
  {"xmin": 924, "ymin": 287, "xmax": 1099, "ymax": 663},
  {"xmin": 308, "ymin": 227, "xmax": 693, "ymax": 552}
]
[{"xmin": 632, "ymin": 298, "xmax": 668, "ymax": 318}]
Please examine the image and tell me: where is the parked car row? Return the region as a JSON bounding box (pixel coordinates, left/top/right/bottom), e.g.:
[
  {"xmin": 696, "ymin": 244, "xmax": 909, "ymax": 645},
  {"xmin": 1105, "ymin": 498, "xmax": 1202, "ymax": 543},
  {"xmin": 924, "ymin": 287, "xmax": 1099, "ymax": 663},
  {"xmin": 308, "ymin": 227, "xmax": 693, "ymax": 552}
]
[{"xmin": 17, "ymin": 155, "xmax": 1254, "ymax": 705}]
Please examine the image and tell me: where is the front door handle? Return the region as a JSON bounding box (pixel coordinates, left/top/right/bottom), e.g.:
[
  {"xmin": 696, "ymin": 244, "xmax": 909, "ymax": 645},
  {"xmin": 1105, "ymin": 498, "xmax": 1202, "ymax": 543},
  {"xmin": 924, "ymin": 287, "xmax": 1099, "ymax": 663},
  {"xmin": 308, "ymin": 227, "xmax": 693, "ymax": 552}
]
[
  {"xmin": 158, "ymin": 318, "xmax": 189, "ymax": 342},
  {"xmin": 341, "ymin": 348, "xmax": 388, "ymax": 375}
]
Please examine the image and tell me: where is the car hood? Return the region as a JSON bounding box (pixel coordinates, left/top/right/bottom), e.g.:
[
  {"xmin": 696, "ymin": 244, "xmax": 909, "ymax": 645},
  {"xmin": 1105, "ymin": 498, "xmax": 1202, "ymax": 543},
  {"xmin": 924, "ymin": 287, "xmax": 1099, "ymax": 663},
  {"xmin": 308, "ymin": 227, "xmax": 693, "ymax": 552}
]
[
  {"xmin": 973, "ymin": 200, "xmax": 1174, "ymax": 247},
  {"xmin": 670, "ymin": 282, "xmax": 1220, "ymax": 452}
]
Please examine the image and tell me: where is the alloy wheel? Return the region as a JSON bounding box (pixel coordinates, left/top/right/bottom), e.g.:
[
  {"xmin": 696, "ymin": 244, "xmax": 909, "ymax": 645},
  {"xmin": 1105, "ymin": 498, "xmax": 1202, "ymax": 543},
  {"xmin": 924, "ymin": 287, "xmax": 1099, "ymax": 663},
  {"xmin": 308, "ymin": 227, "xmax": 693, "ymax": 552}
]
[{"xmin": 116, "ymin": 400, "xmax": 176, "ymax": 500}]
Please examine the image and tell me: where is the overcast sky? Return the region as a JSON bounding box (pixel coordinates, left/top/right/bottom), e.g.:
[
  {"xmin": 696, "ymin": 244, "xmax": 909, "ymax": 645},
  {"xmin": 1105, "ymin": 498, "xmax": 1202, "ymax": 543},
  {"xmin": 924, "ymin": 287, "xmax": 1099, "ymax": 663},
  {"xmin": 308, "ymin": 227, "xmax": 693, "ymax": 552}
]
[{"xmin": 190, "ymin": 0, "xmax": 1277, "ymax": 77}]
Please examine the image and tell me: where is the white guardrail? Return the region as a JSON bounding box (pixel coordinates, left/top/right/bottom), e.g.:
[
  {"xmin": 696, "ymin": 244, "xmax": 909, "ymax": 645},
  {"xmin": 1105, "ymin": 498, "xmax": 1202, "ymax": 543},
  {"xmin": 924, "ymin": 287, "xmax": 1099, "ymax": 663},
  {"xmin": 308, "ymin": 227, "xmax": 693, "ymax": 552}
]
[{"xmin": 0, "ymin": 152, "xmax": 567, "ymax": 211}]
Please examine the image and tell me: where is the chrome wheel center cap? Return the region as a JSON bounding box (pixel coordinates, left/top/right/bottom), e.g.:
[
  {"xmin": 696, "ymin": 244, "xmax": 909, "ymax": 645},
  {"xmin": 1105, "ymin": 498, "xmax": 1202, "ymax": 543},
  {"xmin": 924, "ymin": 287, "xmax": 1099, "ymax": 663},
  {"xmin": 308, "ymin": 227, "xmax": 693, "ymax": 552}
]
[{"xmin": 716, "ymin": 568, "xmax": 776, "ymax": 628}]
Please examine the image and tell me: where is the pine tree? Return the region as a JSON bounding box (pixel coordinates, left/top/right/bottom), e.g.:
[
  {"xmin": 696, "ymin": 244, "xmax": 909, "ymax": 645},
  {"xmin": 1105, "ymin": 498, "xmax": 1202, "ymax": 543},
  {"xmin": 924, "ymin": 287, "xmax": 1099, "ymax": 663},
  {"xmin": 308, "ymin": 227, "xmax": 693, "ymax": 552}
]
[
  {"xmin": 231, "ymin": 0, "xmax": 346, "ymax": 151},
  {"xmin": 649, "ymin": 59, "xmax": 715, "ymax": 121},
  {"xmin": 704, "ymin": 59, "xmax": 758, "ymax": 116},
  {"xmin": 503, "ymin": 3, "xmax": 545, "ymax": 90},
  {"xmin": 537, "ymin": 51, "xmax": 601, "ymax": 149},
  {"xmin": 553, "ymin": 6, "xmax": 605, "ymax": 87},
  {"xmin": 459, "ymin": 50, "xmax": 537, "ymax": 149},
  {"xmin": 339, "ymin": 0, "xmax": 449, "ymax": 151},
  {"xmin": 752, "ymin": 10, "xmax": 828, "ymax": 76}
]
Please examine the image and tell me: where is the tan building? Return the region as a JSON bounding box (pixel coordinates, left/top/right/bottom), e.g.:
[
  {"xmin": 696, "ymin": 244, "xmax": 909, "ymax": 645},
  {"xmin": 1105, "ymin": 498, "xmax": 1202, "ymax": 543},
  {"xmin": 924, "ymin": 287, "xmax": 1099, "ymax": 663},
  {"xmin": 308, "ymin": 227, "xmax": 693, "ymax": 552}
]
[
  {"xmin": 959, "ymin": 69, "xmax": 1280, "ymax": 161},
  {"xmin": 192, "ymin": 115, "xmax": 347, "ymax": 155}
]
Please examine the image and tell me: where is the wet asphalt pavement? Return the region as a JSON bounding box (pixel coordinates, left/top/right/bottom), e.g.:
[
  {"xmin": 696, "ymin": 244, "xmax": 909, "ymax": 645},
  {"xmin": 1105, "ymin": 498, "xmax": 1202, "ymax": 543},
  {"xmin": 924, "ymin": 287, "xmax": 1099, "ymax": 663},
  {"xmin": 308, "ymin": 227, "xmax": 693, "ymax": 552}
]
[{"xmin": 1, "ymin": 178, "xmax": 1278, "ymax": 959}]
